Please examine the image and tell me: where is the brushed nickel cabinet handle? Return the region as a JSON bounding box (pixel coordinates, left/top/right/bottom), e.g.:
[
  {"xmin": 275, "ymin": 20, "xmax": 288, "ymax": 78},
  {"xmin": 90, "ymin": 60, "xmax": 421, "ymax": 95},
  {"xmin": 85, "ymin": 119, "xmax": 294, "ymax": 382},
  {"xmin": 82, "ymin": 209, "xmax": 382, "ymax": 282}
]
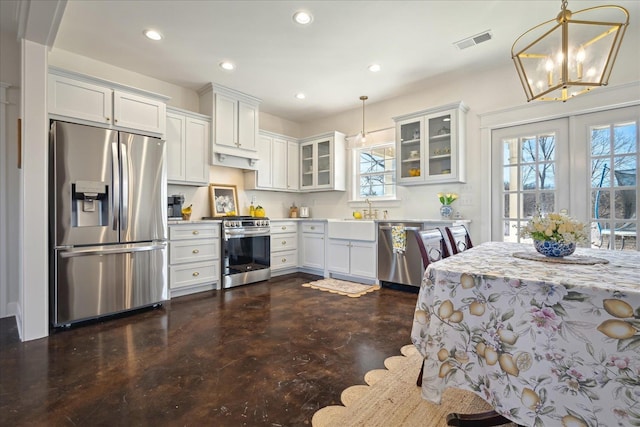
[
  {"xmin": 192, "ymin": 230, "xmax": 199, "ymax": 235},
  {"xmin": 282, "ymin": 258, "xmax": 287, "ymax": 263},
  {"xmin": 281, "ymin": 240, "xmax": 287, "ymax": 245},
  {"xmin": 105, "ymin": 117, "xmax": 110, "ymax": 121},
  {"xmin": 192, "ymin": 271, "xmax": 199, "ymax": 277},
  {"xmin": 192, "ymin": 249, "xmax": 199, "ymax": 254},
  {"xmin": 282, "ymin": 226, "xmax": 286, "ymax": 230}
]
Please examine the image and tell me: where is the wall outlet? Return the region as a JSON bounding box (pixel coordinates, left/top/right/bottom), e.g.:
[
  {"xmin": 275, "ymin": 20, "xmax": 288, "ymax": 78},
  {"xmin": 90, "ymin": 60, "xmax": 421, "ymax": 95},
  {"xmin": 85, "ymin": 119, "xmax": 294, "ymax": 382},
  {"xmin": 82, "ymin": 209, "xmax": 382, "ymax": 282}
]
[{"xmin": 458, "ymin": 194, "xmax": 473, "ymax": 206}]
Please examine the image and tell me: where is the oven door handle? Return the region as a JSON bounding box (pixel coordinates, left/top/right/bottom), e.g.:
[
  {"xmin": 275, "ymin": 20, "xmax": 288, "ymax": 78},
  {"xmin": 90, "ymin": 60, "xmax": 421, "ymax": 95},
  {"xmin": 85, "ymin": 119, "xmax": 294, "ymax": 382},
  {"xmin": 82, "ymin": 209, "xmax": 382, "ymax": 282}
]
[{"xmin": 225, "ymin": 228, "xmax": 271, "ymax": 238}]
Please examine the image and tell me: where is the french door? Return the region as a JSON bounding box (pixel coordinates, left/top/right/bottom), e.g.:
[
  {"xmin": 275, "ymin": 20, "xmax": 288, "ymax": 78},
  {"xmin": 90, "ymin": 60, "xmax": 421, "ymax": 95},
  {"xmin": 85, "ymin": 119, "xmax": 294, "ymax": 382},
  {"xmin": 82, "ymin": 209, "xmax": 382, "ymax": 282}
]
[
  {"xmin": 491, "ymin": 106, "xmax": 639, "ymax": 251},
  {"xmin": 491, "ymin": 119, "xmax": 570, "ymax": 243},
  {"xmin": 573, "ymin": 106, "xmax": 639, "ymax": 250}
]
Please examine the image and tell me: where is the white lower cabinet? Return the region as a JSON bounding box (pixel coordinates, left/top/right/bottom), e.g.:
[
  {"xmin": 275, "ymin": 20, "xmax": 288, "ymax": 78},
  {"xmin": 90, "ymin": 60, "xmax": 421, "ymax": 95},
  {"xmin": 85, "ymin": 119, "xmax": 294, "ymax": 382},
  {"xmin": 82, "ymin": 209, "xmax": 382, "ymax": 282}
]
[
  {"xmin": 300, "ymin": 222, "xmax": 325, "ymax": 271},
  {"xmin": 168, "ymin": 223, "xmax": 220, "ymax": 297},
  {"xmin": 327, "ymin": 239, "xmax": 376, "ymax": 279},
  {"xmin": 270, "ymin": 221, "xmax": 298, "ymax": 275}
]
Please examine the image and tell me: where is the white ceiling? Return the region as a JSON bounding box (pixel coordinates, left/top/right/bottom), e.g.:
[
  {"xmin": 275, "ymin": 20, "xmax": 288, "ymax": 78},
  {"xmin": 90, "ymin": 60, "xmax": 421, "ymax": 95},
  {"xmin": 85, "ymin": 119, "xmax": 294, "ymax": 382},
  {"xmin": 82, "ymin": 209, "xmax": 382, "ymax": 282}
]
[{"xmin": 2, "ymin": 1, "xmax": 639, "ymax": 122}]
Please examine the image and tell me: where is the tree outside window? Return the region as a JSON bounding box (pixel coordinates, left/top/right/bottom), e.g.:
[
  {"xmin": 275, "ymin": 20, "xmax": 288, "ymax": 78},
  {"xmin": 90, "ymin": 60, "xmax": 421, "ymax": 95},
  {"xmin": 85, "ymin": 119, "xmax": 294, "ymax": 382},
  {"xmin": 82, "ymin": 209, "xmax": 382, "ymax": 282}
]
[{"xmin": 355, "ymin": 143, "xmax": 396, "ymax": 200}]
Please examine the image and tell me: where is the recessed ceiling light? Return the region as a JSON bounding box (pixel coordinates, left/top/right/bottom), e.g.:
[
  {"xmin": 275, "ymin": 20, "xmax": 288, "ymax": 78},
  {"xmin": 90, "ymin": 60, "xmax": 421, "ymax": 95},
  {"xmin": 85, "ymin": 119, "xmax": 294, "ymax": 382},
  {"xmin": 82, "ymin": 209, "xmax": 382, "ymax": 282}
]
[
  {"xmin": 368, "ymin": 64, "xmax": 381, "ymax": 73},
  {"xmin": 219, "ymin": 61, "xmax": 235, "ymax": 71},
  {"xmin": 293, "ymin": 11, "xmax": 313, "ymax": 25},
  {"xmin": 143, "ymin": 29, "xmax": 163, "ymax": 41},
  {"xmin": 295, "ymin": 93, "xmax": 306, "ymax": 100}
]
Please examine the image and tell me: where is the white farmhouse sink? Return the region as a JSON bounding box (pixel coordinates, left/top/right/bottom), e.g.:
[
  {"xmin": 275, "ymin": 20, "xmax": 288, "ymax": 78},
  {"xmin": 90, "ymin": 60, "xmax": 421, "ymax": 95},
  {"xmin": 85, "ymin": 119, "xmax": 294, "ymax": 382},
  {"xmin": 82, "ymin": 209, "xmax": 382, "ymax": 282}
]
[{"xmin": 327, "ymin": 219, "xmax": 376, "ymax": 241}]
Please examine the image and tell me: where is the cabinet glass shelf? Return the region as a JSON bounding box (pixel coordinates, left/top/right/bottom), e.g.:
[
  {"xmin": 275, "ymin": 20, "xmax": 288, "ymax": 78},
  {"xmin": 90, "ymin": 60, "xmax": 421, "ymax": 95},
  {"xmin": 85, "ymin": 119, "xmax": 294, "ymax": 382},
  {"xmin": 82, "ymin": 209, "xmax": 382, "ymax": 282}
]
[{"xmin": 400, "ymin": 139, "xmax": 421, "ymax": 145}]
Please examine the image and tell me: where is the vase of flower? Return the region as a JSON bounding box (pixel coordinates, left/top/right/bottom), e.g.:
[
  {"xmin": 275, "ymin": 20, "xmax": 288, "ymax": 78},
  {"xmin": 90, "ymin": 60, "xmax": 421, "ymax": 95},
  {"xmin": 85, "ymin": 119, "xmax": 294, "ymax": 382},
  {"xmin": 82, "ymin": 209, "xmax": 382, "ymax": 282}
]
[
  {"xmin": 519, "ymin": 210, "xmax": 589, "ymax": 258},
  {"xmin": 440, "ymin": 204, "xmax": 454, "ymax": 219},
  {"xmin": 534, "ymin": 240, "xmax": 576, "ymax": 257},
  {"xmin": 437, "ymin": 193, "xmax": 458, "ymax": 219}
]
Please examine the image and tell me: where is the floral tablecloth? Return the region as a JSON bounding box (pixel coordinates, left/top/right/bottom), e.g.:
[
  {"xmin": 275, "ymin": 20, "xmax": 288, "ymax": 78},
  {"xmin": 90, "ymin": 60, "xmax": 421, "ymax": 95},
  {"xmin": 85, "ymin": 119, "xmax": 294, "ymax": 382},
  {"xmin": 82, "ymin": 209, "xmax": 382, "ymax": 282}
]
[{"xmin": 411, "ymin": 241, "xmax": 640, "ymax": 427}]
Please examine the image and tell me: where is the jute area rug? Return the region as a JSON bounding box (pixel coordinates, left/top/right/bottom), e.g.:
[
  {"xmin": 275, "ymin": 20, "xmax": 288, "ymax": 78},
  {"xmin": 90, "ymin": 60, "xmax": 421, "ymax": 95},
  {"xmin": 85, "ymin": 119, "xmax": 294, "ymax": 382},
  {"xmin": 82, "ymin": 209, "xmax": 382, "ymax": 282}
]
[
  {"xmin": 302, "ymin": 278, "xmax": 380, "ymax": 298},
  {"xmin": 312, "ymin": 344, "xmax": 517, "ymax": 427}
]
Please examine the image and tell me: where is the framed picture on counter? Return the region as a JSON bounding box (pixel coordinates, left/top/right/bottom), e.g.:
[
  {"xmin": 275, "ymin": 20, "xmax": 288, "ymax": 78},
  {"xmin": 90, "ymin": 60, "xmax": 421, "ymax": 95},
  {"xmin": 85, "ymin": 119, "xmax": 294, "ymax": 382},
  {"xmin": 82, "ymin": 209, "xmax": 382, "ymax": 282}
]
[{"xmin": 209, "ymin": 184, "xmax": 239, "ymax": 217}]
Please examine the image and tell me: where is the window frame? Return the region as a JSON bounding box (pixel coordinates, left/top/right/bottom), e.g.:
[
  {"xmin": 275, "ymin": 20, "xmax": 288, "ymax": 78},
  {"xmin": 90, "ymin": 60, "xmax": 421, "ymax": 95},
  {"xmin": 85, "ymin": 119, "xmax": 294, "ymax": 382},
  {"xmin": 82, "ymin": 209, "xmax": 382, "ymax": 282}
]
[{"xmin": 351, "ymin": 141, "xmax": 397, "ymax": 202}]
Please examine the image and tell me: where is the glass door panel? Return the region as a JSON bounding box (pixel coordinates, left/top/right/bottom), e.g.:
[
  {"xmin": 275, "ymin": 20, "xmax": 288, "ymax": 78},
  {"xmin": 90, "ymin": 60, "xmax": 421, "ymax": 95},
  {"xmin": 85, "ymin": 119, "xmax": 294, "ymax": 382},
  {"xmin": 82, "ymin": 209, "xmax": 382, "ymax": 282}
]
[
  {"xmin": 491, "ymin": 119, "xmax": 569, "ymax": 242},
  {"xmin": 427, "ymin": 113, "xmax": 452, "ymax": 177},
  {"xmin": 317, "ymin": 140, "xmax": 331, "ymax": 186},
  {"xmin": 590, "ymin": 120, "xmax": 637, "ymax": 250},
  {"xmin": 398, "ymin": 119, "xmax": 422, "ymax": 179},
  {"xmin": 301, "ymin": 143, "xmax": 314, "ymax": 188}
]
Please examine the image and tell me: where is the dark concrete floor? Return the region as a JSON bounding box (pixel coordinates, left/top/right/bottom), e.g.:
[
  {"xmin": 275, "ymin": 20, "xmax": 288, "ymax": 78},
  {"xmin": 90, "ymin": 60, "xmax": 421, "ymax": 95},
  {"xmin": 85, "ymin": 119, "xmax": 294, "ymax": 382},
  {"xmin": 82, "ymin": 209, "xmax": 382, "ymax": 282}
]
[{"xmin": 0, "ymin": 273, "xmax": 419, "ymax": 426}]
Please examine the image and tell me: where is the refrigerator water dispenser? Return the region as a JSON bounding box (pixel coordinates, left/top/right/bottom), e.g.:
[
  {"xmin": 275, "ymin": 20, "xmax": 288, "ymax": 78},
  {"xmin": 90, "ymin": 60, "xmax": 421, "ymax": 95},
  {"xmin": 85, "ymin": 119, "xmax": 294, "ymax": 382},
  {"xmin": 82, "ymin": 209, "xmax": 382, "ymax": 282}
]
[{"xmin": 72, "ymin": 180, "xmax": 108, "ymax": 227}]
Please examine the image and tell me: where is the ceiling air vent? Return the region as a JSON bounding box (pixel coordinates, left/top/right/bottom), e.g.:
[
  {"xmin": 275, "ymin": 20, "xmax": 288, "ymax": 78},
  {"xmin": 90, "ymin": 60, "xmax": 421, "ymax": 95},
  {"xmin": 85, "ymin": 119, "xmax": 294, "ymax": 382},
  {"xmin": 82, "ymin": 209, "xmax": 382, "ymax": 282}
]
[{"xmin": 454, "ymin": 30, "xmax": 493, "ymax": 50}]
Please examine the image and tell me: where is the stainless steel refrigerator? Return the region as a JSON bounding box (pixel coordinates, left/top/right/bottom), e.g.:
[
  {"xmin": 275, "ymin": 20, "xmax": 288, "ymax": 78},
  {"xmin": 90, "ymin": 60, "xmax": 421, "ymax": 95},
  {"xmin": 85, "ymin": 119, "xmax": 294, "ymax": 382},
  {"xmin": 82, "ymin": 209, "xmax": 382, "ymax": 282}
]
[{"xmin": 50, "ymin": 121, "xmax": 168, "ymax": 327}]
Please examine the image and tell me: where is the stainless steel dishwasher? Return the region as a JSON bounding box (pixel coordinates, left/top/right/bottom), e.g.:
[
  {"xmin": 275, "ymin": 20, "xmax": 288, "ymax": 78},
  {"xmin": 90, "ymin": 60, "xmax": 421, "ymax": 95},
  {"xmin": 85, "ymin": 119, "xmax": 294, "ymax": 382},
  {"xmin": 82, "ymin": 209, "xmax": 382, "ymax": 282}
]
[{"xmin": 377, "ymin": 222, "xmax": 424, "ymax": 287}]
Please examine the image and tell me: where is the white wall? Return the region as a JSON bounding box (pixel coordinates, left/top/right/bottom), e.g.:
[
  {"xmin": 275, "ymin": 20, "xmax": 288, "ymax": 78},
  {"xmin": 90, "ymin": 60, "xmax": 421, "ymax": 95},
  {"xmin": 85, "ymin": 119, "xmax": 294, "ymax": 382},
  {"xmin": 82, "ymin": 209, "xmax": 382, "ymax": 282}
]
[
  {"xmin": 0, "ymin": 29, "xmax": 22, "ymax": 319},
  {"xmin": 20, "ymin": 39, "xmax": 49, "ymax": 340},
  {"xmin": 48, "ymin": 48, "xmax": 201, "ymax": 112},
  {"xmin": 292, "ymin": 43, "xmax": 640, "ymax": 238}
]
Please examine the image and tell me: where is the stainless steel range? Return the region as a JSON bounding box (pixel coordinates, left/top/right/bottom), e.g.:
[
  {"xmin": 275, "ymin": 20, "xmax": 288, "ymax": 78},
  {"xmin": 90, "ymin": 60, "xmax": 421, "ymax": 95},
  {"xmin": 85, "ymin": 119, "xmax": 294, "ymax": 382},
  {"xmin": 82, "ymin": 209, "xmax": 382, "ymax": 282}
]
[{"xmin": 221, "ymin": 216, "xmax": 271, "ymax": 288}]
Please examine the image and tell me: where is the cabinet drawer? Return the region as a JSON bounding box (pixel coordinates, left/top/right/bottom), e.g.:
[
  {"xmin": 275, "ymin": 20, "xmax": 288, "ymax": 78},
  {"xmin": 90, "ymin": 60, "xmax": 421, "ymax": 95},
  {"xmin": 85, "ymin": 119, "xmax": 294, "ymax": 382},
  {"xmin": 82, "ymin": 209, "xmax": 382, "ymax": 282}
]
[
  {"xmin": 270, "ymin": 233, "xmax": 297, "ymax": 252},
  {"xmin": 169, "ymin": 224, "xmax": 220, "ymax": 240},
  {"xmin": 301, "ymin": 222, "xmax": 325, "ymax": 234},
  {"xmin": 270, "ymin": 221, "xmax": 298, "ymax": 234},
  {"xmin": 271, "ymin": 250, "xmax": 298, "ymax": 270},
  {"xmin": 170, "ymin": 261, "xmax": 218, "ymax": 289},
  {"xmin": 170, "ymin": 239, "xmax": 219, "ymax": 264}
]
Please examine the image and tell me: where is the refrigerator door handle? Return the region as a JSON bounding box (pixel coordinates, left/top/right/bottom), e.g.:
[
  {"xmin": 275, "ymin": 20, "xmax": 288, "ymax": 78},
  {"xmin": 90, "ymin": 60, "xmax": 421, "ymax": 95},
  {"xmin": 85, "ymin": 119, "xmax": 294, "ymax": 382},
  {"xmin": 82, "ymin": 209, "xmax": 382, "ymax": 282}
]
[
  {"xmin": 111, "ymin": 141, "xmax": 120, "ymax": 231},
  {"xmin": 59, "ymin": 242, "xmax": 167, "ymax": 258},
  {"xmin": 120, "ymin": 142, "xmax": 129, "ymax": 231}
]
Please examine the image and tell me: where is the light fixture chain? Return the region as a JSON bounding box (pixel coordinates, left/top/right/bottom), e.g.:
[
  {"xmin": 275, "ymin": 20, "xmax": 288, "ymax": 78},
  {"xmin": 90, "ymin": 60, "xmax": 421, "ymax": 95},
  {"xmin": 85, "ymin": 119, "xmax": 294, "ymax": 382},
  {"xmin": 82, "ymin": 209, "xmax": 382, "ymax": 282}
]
[{"xmin": 561, "ymin": 0, "xmax": 568, "ymax": 11}]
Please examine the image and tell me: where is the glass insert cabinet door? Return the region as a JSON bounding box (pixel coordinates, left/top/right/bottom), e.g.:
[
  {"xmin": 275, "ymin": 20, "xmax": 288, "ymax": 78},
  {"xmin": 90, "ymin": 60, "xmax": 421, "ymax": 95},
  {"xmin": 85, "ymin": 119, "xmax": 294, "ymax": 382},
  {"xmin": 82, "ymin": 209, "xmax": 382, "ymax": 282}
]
[
  {"xmin": 394, "ymin": 101, "xmax": 467, "ymax": 184},
  {"xmin": 316, "ymin": 140, "xmax": 331, "ymax": 186},
  {"xmin": 301, "ymin": 143, "xmax": 314, "ymax": 188},
  {"xmin": 398, "ymin": 118, "xmax": 422, "ymax": 180},
  {"xmin": 299, "ymin": 138, "xmax": 333, "ymax": 189},
  {"xmin": 427, "ymin": 113, "xmax": 453, "ymax": 177}
]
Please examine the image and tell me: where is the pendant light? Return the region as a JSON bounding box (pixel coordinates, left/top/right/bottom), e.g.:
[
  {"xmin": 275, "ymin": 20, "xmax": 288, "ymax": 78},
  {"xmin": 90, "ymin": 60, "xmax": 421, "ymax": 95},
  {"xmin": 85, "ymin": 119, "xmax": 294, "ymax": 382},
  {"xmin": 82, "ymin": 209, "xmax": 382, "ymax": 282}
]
[
  {"xmin": 349, "ymin": 96, "xmax": 368, "ymax": 149},
  {"xmin": 511, "ymin": 0, "xmax": 629, "ymax": 102}
]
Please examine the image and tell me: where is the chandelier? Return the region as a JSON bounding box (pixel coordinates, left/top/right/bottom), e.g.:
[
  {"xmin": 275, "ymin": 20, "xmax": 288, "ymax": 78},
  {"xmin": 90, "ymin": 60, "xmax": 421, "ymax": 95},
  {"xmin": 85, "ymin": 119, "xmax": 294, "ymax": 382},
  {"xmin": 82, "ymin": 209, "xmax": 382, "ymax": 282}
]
[{"xmin": 511, "ymin": 0, "xmax": 629, "ymax": 102}]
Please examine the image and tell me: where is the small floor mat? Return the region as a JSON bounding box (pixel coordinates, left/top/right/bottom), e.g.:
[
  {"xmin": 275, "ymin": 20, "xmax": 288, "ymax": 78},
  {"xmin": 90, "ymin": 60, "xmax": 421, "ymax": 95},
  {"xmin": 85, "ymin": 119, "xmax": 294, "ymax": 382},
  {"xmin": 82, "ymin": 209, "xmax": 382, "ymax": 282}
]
[{"xmin": 302, "ymin": 278, "xmax": 380, "ymax": 298}]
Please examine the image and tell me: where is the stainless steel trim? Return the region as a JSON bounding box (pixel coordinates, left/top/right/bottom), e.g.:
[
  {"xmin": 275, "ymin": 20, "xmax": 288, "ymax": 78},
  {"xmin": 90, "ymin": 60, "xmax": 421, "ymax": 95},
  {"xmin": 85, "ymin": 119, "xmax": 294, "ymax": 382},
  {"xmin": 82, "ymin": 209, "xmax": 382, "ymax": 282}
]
[
  {"xmin": 223, "ymin": 268, "xmax": 271, "ymax": 289},
  {"xmin": 378, "ymin": 225, "xmax": 421, "ymax": 231},
  {"xmin": 224, "ymin": 228, "xmax": 271, "ymax": 238},
  {"xmin": 59, "ymin": 242, "xmax": 167, "ymax": 258},
  {"xmin": 111, "ymin": 141, "xmax": 120, "ymax": 231},
  {"xmin": 119, "ymin": 142, "xmax": 129, "ymax": 231}
]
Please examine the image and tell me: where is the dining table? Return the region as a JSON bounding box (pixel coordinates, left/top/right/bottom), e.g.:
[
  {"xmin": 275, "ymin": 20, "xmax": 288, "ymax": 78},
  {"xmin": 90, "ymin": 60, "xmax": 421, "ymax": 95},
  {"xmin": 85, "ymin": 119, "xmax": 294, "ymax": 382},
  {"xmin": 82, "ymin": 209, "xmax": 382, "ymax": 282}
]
[{"xmin": 411, "ymin": 241, "xmax": 640, "ymax": 427}]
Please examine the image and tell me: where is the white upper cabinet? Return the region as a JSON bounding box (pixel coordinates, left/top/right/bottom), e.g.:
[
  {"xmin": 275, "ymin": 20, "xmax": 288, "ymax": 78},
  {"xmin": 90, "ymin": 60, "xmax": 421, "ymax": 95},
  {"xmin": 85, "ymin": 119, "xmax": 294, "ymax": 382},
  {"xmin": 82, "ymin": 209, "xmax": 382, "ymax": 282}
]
[
  {"xmin": 166, "ymin": 108, "xmax": 210, "ymax": 186},
  {"xmin": 199, "ymin": 83, "xmax": 261, "ymax": 169},
  {"xmin": 112, "ymin": 90, "xmax": 166, "ymax": 135},
  {"xmin": 286, "ymin": 140, "xmax": 300, "ymax": 192},
  {"xmin": 299, "ymin": 131, "xmax": 346, "ymax": 192},
  {"xmin": 48, "ymin": 68, "xmax": 168, "ymax": 136},
  {"xmin": 244, "ymin": 131, "xmax": 299, "ymax": 192},
  {"xmin": 394, "ymin": 101, "xmax": 468, "ymax": 184}
]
